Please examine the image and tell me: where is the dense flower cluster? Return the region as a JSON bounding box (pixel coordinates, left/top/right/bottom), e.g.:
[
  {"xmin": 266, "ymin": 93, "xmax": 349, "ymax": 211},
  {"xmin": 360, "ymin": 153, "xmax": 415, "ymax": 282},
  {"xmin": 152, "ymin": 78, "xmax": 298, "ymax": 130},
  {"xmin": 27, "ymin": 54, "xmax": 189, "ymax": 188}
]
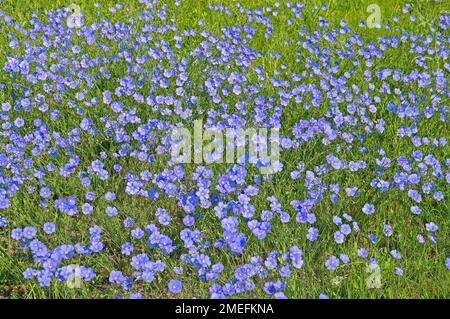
[{"xmin": 0, "ymin": 0, "xmax": 449, "ymax": 298}]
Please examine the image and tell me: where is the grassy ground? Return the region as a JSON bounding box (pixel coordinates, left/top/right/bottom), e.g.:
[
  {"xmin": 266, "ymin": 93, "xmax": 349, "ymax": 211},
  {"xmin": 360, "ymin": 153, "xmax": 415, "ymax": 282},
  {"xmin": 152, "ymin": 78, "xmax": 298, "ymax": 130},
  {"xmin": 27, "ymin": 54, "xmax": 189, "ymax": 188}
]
[{"xmin": 0, "ymin": 0, "xmax": 449, "ymax": 298}]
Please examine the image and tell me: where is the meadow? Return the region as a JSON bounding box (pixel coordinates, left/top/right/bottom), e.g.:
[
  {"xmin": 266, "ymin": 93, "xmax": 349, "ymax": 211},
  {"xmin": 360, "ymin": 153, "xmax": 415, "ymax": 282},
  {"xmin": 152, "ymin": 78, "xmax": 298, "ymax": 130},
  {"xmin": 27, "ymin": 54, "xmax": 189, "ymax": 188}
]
[{"xmin": 0, "ymin": 0, "xmax": 449, "ymax": 299}]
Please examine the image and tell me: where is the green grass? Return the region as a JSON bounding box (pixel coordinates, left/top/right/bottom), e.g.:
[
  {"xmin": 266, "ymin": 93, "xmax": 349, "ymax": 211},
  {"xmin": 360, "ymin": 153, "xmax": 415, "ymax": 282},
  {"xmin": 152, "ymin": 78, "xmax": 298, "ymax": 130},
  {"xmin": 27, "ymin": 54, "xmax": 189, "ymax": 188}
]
[{"xmin": 0, "ymin": 0, "xmax": 449, "ymax": 299}]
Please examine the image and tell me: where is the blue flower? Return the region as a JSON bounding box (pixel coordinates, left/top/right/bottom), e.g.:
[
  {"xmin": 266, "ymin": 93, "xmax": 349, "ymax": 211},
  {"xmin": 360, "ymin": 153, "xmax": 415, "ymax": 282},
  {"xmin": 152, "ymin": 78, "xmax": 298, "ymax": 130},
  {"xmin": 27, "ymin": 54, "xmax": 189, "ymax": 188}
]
[
  {"xmin": 168, "ymin": 279, "xmax": 182, "ymax": 294},
  {"xmin": 390, "ymin": 250, "xmax": 402, "ymax": 259},
  {"xmin": 0, "ymin": 216, "xmax": 9, "ymax": 228},
  {"xmin": 43, "ymin": 223, "xmax": 56, "ymax": 235},
  {"xmin": 334, "ymin": 231, "xmax": 345, "ymax": 244},
  {"xmin": 340, "ymin": 254, "xmax": 350, "ymax": 264},
  {"xmin": 23, "ymin": 227, "xmax": 37, "ymax": 240},
  {"xmin": 357, "ymin": 248, "xmax": 368, "ymax": 258},
  {"xmin": 0, "ymin": 196, "xmax": 11, "ymax": 209},
  {"xmin": 362, "ymin": 203, "xmax": 375, "ymax": 215},
  {"xmin": 383, "ymin": 224, "xmax": 393, "ymax": 237},
  {"xmin": 11, "ymin": 228, "xmax": 23, "ymax": 241},
  {"xmin": 39, "ymin": 187, "xmax": 52, "ymax": 199},
  {"xmin": 325, "ymin": 256, "xmax": 340, "ymax": 270},
  {"xmin": 386, "ymin": 102, "xmax": 396, "ymax": 113},
  {"xmin": 109, "ymin": 270, "xmax": 126, "ymax": 284}
]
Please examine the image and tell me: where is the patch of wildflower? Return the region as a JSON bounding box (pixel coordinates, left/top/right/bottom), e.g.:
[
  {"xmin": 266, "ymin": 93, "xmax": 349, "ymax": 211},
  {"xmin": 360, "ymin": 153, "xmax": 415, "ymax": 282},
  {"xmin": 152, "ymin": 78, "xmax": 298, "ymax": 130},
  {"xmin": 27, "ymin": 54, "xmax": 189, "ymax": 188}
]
[{"xmin": 0, "ymin": 1, "xmax": 448, "ymax": 298}]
